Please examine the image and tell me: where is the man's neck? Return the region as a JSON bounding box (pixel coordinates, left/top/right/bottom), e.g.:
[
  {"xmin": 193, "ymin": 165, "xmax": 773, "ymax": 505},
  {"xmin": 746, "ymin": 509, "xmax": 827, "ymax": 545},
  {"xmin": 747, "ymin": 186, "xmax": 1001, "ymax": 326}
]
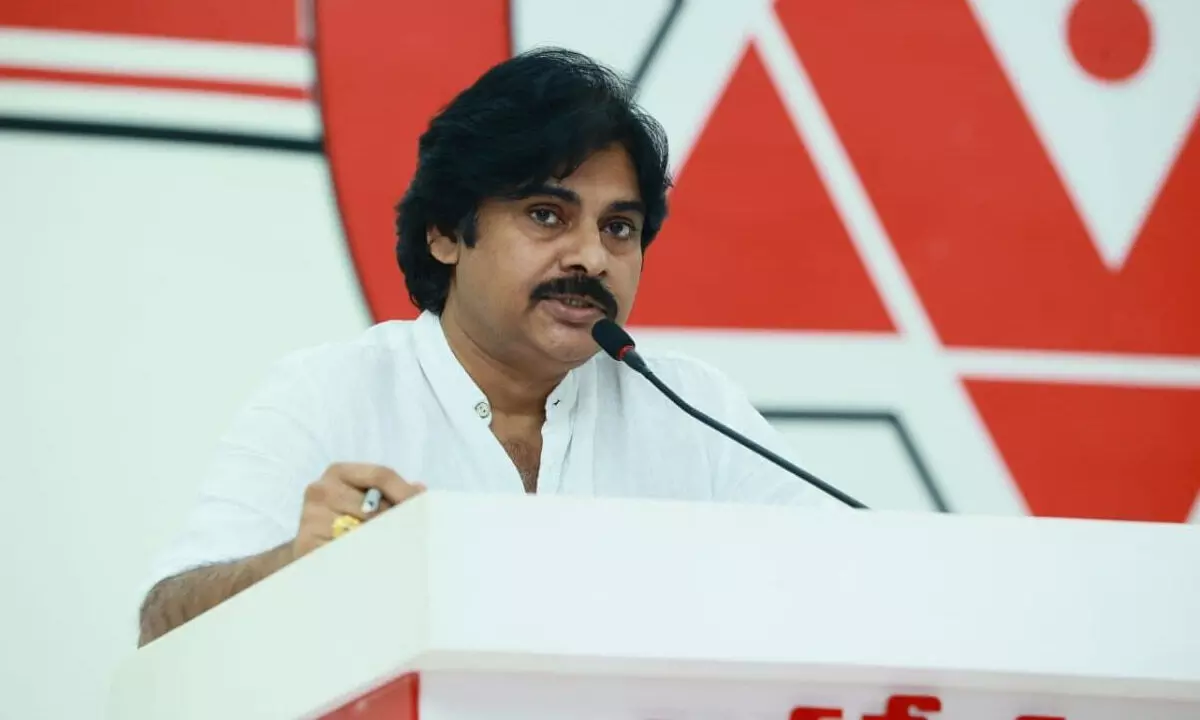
[{"xmin": 438, "ymin": 307, "xmax": 563, "ymax": 417}]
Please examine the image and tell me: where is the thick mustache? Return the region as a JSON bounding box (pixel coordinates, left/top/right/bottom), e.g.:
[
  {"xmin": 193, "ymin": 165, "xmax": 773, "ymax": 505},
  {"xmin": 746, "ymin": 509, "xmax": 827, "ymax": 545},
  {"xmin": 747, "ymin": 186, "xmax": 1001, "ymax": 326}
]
[{"xmin": 531, "ymin": 275, "xmax": 619, "ymax": 319}]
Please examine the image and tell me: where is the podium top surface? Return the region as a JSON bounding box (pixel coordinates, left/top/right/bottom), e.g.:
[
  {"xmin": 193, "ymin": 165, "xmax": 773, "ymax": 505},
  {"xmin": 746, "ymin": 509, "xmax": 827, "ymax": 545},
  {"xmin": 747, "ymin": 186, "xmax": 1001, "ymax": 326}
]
[{"xmin": 110, "ymin": 492, "xmax": 1200, "ymax": 719}]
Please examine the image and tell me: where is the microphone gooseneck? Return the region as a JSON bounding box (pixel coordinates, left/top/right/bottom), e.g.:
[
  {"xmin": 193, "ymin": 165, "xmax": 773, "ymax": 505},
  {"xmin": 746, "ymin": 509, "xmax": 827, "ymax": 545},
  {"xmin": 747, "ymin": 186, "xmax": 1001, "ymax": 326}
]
[{"xmin": 591, "ymin": 319, "xmax": 868, "ymax": 510}]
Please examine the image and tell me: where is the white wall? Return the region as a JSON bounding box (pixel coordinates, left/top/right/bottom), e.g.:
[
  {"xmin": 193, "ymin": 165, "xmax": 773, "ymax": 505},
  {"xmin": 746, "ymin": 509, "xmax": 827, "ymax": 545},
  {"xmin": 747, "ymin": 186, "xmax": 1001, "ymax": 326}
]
[{"xmin": 0, "ymin": 134, "xmax": 369, "ymax": 718}]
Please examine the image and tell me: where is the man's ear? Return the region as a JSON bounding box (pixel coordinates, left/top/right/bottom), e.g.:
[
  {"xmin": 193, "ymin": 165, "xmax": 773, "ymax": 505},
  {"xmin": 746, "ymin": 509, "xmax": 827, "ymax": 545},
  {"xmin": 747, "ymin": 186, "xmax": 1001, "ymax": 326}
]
[{"xmin": 428, "ymin": 225, "xmax": 460, "ymax": 265}]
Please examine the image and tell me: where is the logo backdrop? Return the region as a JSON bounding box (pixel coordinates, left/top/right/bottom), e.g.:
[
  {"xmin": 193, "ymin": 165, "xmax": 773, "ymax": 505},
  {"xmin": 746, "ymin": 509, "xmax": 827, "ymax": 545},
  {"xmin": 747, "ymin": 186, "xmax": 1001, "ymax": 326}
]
[
  {"xmin": 4, "ymin": 0, "xmax": 1197, "ymax": 522},
  {"xmin": 316, "ymin": 0, "xmax": 1200, "ymax": 523}
]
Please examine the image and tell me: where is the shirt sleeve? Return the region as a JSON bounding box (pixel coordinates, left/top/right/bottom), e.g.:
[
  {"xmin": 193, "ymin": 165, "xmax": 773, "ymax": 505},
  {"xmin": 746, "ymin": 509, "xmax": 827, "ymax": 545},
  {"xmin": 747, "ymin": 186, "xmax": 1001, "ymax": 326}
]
[
  {"xmin": 140, "ymin": 351, "xmax": 332, "ymax": 599},
  {"xmin": 671, "ymin": 357, "xmax": 849, "ymax": 509}
]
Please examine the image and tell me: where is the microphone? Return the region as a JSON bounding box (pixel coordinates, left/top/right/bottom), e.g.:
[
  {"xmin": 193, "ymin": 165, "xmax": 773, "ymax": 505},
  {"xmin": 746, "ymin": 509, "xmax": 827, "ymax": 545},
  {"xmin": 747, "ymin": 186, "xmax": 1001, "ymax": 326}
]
[{"xmin": 591, "ymin": 319, "xmax": 868, "ymax": 510}]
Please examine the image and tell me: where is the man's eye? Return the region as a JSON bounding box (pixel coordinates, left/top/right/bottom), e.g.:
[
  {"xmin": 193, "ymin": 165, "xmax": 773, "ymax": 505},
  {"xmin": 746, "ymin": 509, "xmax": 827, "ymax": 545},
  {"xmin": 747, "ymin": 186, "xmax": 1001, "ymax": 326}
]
[
  {"xmin": 530, "ymin": 208, "xmax": 562, "ymax": 226},
  {"xmin": 606, "ymin": 220, "xmax": 636, "ymax": 239}
]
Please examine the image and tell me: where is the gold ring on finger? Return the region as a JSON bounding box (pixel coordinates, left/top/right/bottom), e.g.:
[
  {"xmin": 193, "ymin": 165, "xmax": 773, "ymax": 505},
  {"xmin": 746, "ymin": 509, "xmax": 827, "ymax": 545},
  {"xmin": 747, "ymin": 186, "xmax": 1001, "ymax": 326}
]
[{"xmin": 331, "ymin": 514, "xmax": 361, "ymax": 538}]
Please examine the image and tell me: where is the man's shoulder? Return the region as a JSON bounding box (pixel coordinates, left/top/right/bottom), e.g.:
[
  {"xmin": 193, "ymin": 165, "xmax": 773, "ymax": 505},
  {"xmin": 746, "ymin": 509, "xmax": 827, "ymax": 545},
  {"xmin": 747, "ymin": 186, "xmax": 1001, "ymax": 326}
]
[
  {"xmin": 639, "ymin": 348, "xmax": 737, "ymax": 387},
  {"xmin": 594, "ymin": 345, "xmax": 744, "ymax": 402},
  {"xmin": 272, "ymin": 320, "xmax": 420, "ymax": 383}
]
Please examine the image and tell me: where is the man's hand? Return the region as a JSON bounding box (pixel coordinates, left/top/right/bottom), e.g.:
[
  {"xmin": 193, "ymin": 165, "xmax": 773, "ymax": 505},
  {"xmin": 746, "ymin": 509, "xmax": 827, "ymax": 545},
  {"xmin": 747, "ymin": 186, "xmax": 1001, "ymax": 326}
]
[
  {"xmin": 293, "ymin": 463, "xmax": 426, "ymax": 558},
  {"xmin": 139, "ymin": 463, "xmax": 425, "ymax": 646}
]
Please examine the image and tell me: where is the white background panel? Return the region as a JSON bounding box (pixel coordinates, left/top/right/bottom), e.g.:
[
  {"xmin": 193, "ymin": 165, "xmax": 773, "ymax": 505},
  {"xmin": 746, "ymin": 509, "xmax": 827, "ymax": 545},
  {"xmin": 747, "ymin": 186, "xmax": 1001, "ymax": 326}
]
[{"xmin": 0, "ymin": 135, "xmax": 368, "ymax": 718}]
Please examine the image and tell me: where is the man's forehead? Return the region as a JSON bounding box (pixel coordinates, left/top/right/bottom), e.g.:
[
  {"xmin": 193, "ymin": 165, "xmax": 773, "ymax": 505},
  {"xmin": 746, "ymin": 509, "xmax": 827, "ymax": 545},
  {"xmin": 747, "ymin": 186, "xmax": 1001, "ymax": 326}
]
[{"xmin": 550, "ymin": 159, "xmax": 641, "ymax": 196}]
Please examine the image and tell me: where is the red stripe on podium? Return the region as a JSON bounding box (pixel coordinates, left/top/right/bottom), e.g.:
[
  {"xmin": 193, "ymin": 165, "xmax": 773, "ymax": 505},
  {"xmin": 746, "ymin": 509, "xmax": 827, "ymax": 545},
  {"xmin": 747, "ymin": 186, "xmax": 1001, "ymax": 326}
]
[{"xmin": 321, "ymin": 672, "xmax": 419, "ymax": 719}]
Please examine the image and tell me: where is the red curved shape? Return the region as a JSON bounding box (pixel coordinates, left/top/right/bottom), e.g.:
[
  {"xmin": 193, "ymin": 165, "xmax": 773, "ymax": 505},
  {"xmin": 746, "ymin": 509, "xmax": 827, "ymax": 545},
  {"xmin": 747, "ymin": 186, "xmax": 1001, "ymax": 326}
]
[{"xmin": 313, "ymin": 0, "xmax": 511, "ymax": 321}]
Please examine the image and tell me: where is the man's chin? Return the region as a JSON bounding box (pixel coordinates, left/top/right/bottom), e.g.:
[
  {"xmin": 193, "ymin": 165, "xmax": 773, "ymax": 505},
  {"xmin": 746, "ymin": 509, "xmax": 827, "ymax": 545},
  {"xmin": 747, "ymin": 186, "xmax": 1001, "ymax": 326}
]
[{"xmin": 531, "ymin": 322, "xmax": 602, "ymax": 367}]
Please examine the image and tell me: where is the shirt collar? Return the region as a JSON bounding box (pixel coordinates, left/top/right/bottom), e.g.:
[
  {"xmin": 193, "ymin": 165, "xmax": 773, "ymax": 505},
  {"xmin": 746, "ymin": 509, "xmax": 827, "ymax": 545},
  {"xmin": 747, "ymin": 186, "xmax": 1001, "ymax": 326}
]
[{"xmin": 413, "ymin": 311, "xmax": 580, "ymax": 422}]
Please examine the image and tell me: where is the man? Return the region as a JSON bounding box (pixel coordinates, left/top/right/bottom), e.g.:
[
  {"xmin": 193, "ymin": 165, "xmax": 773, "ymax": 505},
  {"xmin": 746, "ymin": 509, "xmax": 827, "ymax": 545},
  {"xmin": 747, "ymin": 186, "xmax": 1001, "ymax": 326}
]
[{"xmin": 138, "ymin": 48, "xmax": 838, "ymax": 646}]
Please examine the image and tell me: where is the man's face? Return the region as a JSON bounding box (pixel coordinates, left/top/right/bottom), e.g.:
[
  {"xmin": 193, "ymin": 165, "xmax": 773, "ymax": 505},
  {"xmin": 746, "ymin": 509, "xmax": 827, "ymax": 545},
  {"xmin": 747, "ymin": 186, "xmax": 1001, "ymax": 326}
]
[{"xmin": 431, "ymin": 144, "xmax": 645, "ymax": 371}]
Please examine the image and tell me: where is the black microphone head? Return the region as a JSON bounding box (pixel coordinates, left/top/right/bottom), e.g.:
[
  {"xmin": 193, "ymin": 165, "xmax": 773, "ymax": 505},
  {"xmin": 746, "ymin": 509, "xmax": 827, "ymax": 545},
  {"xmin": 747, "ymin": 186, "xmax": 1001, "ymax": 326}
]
[{"xmin": 591, "ymin": 318, "xmax": 635, "ymax": 361}]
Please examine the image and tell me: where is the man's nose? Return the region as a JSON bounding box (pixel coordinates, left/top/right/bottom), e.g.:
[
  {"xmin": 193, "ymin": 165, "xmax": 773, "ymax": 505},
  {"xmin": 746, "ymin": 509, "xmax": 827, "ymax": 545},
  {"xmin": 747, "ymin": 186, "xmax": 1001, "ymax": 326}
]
[{"xmin": 559, "ymin": 224, "xmax": 608, "ymax": 276}]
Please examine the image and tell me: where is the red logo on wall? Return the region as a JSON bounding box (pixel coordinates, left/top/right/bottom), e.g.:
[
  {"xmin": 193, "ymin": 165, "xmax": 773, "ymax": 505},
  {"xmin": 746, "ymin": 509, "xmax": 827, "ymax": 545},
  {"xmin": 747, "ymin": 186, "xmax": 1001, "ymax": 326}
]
[{"xmin": 312, "ymin": 0, "xmax": 1200, "ymax": 523}]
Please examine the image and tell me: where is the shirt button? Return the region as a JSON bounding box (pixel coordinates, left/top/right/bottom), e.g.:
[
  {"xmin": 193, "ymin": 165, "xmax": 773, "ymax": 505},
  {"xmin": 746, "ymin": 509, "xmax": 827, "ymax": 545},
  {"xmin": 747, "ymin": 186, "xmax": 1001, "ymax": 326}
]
[{"xmin": 474, "ymin": 401, "xmax": 491, "ymax": 419}]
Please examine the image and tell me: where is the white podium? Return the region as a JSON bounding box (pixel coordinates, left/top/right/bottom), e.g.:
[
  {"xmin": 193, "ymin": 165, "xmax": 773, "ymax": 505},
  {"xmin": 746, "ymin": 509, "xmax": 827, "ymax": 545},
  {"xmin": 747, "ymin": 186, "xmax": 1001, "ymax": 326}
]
[{"xmin": 109, "ymin": 492, "xmax": 1200, "ymax": 720}]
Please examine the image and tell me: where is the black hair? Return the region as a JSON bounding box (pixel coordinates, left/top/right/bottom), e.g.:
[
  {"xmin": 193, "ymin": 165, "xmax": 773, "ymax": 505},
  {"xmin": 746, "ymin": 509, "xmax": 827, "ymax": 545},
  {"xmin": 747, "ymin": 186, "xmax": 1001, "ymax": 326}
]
[{"xmin": 395, "ymin": 48, "xmax": 672, "ymax": 314}]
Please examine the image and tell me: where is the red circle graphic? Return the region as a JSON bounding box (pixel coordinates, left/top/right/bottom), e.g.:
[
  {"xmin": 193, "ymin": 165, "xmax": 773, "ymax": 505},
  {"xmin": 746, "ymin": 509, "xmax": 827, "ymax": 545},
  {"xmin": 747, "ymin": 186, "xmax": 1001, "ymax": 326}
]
[{"xmin": 1067, "ymin": 0, "xmax": 1153, "ymax": 82}]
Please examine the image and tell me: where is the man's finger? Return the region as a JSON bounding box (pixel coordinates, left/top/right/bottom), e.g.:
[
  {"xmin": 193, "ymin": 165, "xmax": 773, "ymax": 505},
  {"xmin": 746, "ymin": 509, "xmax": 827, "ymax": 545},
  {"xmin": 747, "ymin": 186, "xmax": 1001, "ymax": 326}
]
[
  {"xmin": 306, "ymin": 505, "xmax": 355, "ymax": 542},
  {"xmin": 372, "ymin": 475, "xmax": 425, "ymax": 506},
  {"xmin": 326, "ymin": 463, "xmax": 425, "ymax": 505},
  {"xmin": 326, "ymin": 463, "xmax": 407, "ymax": 491},
  {"xmin": 310, "ymin": 480, "xmax": 377, "ymax": 520}
]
